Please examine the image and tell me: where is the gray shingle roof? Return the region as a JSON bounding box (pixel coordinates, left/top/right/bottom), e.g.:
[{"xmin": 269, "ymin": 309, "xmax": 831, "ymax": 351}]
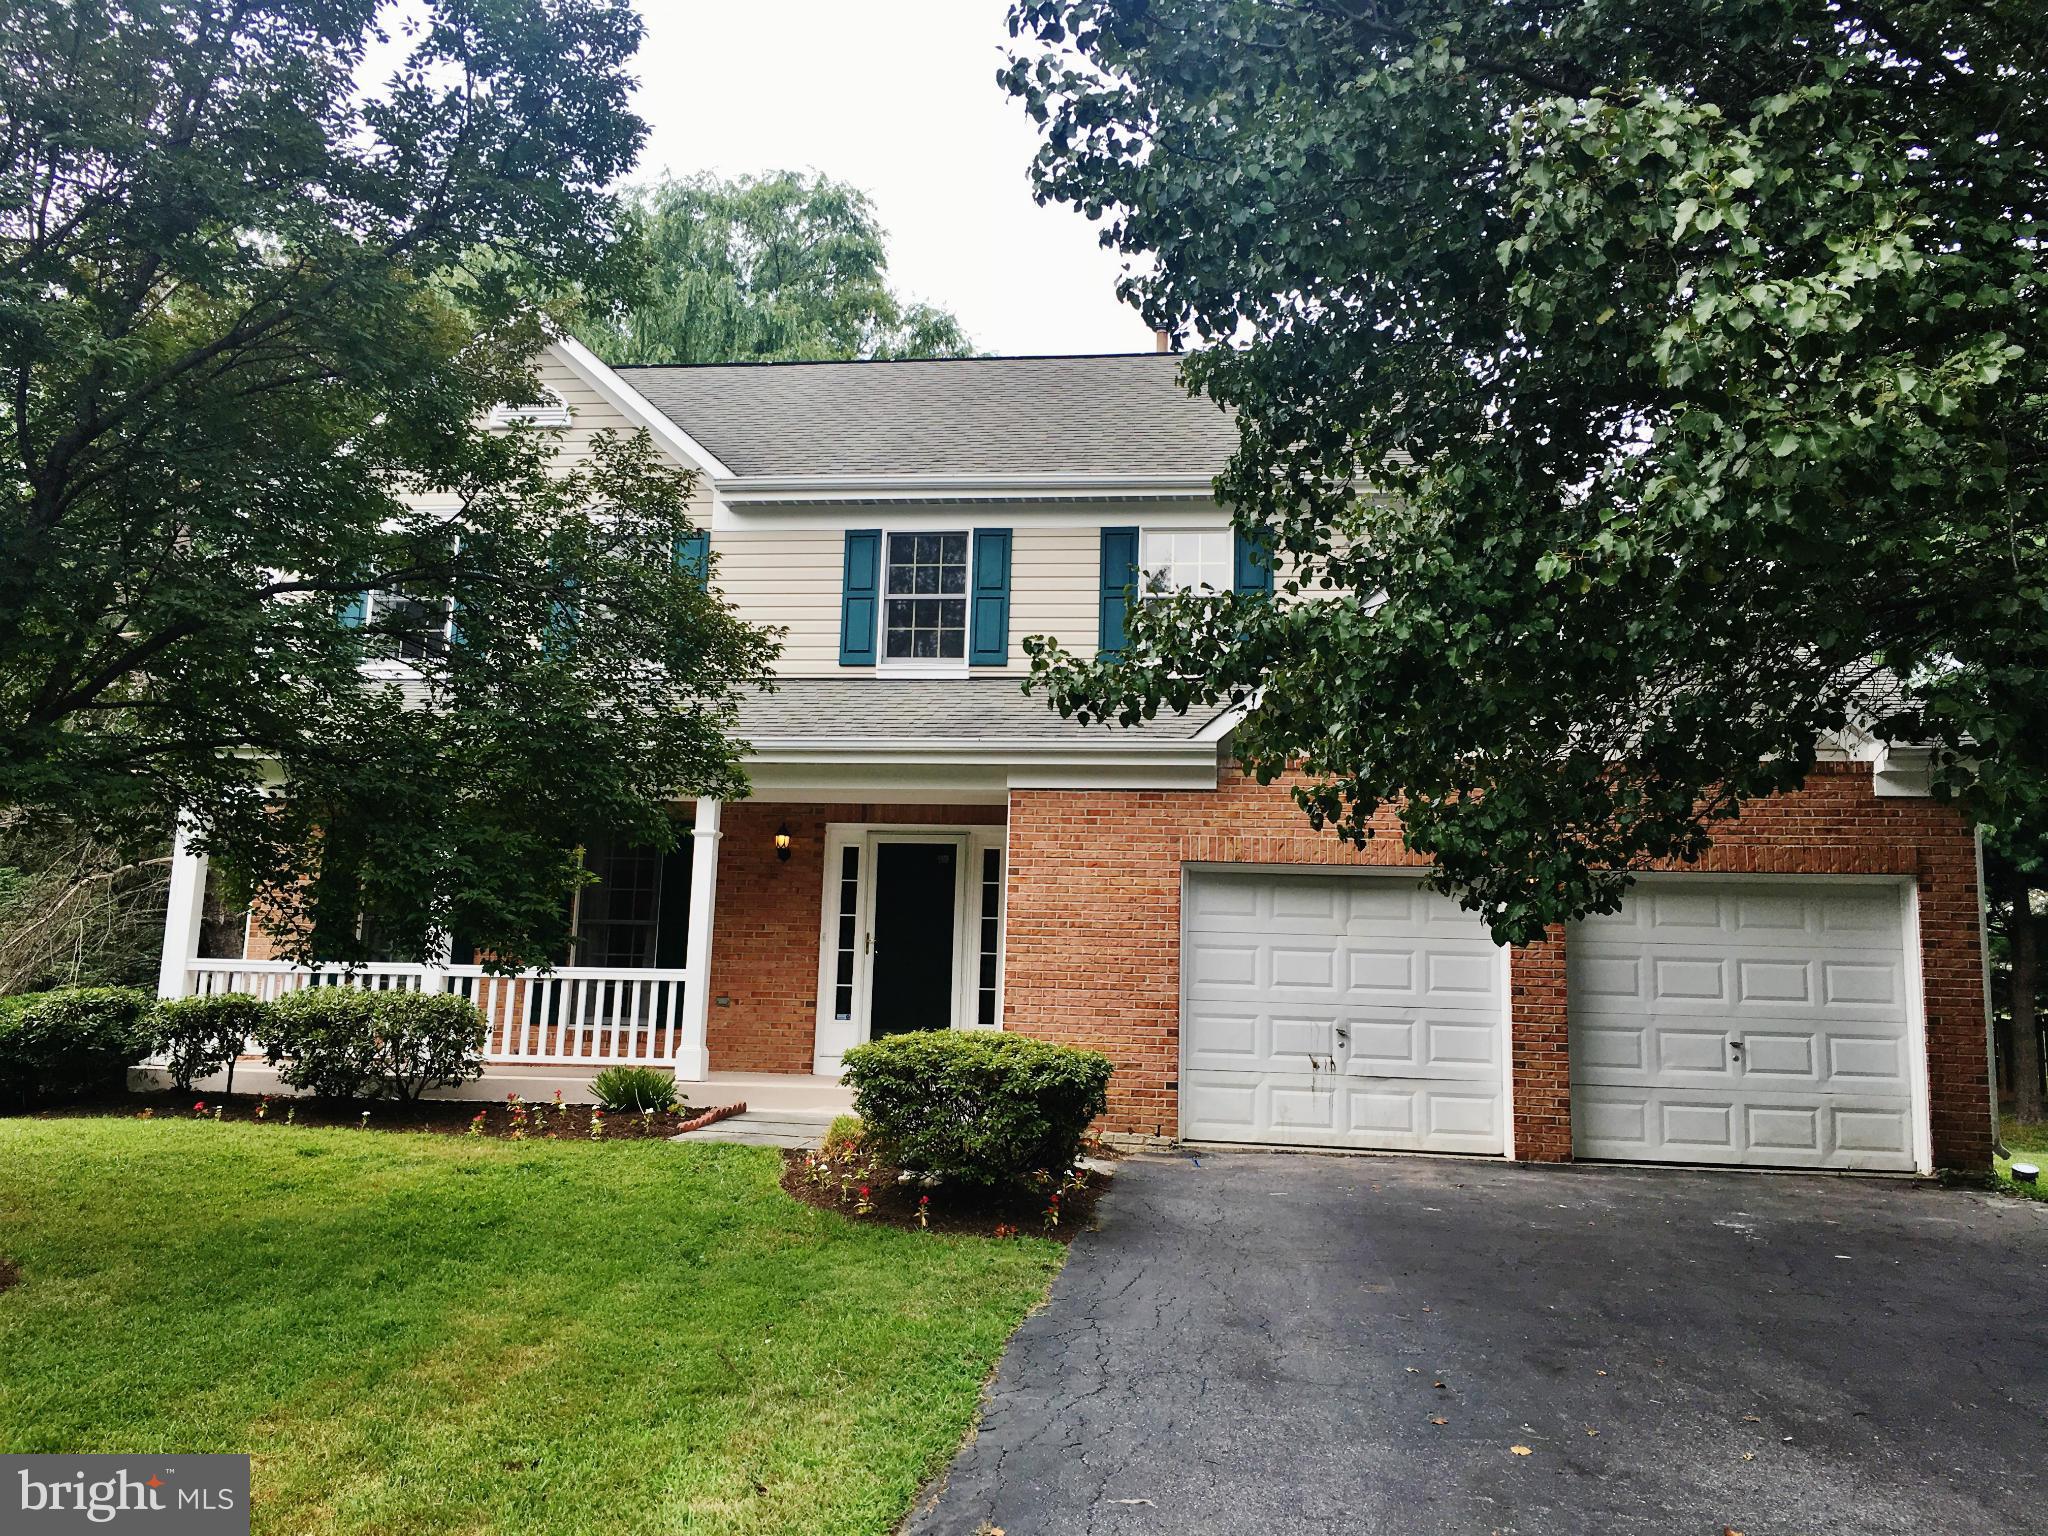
[
  {"xmin": 737, "ymin": 677, "xmax": 1222, "ymax": 746},
  {"xmin": 618, "ymin": 354, "xmax": 1240, "ymax": 479}
]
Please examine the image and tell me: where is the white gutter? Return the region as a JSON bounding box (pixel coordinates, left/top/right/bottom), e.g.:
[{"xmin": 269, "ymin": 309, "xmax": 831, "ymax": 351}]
[
  {"xmin": 742, "ymin": 738, "xmax": 1220, "ymax": 766},
  {"xmin": 719, "ymin": 472, "xmax": 1217, "ymax": 505}
]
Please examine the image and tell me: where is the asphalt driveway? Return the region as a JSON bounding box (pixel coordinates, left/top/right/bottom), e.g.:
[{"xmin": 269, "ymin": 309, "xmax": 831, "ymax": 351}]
[{"xmin": 907, "ymin": 1152, "xmax": 2048, "ymax": 1536}]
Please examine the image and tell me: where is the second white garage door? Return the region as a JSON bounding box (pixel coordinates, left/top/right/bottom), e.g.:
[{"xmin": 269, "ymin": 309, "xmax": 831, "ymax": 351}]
[
  {"xmin": 1568, "ymin": 879, "xmax": 1922, "ymax": 1172},
  {"xmin": 1181, "ymin": 869, "xmax": 1508, "ymax": 1153}
]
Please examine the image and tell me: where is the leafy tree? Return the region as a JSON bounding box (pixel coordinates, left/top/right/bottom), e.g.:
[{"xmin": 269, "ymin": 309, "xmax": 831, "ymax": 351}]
[
  {"xmin": 1003, "ymin": 1, "xmax": 2046, "ymax": 945},
  {"xmin": 0, "ymin": 0, "xmax": 778, "ymax": 970},
  {"xmin": 573, "ymin": 171, "xmax": 976, "ymax": 364}
]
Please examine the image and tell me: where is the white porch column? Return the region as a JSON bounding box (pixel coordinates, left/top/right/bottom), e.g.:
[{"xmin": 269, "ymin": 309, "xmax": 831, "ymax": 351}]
[
  {"xmin": 676, "ymin": 797, "xmax": 722, "ymax": 1081},
  {"xmin": 157, "ymin": 820, "xmax": 209, "ymax": 999}
]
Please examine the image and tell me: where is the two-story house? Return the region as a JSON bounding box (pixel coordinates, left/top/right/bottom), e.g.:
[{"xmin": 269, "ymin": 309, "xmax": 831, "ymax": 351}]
[{"xmin": 156, "ymin": 339, "xmax": 1995, "ymax": 1172}]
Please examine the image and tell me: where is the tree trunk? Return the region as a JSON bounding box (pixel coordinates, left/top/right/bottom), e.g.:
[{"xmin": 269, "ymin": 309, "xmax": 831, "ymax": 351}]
[{"xmin": 2006, "ymin": 869, "xmax": 2045, "ymax": 1126}]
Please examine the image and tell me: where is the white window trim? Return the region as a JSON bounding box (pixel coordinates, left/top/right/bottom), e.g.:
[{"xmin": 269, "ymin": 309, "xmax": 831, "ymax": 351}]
[
  {"xmin": 1140, "ymin": 526, "xmax": 1233, "ymax": 596},
  {"xmin": 875, "ymin": 527, "xmax": 973, "ymax": 675},
  {"xmin": 810, "ymin": 822, "xmax": 1007, "ymax": 1075}
]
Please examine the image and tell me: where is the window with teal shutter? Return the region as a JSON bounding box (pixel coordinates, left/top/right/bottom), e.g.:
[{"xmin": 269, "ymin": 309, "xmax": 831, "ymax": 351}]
[
  {"xmin": 839, "ymin": 529, "xmax": 881, "ymax": 666},
  {"xmin": 970, "ymin": 528, "xmax": 1011, "ymax": 666},
  {"xmin": 338, "ymin": 590, "xmax": 368, "ymax": 627},
  {"xmin": 674, "ymin": 529, "xmax": 710, "ymax": 589},
  {"xmin": 1097, "ymin": 526, "xmax": 1139, "ymax": 657},
  {"xmin": 1233, "ymin": 527, "xmax": 1274, "ymax": 594}
]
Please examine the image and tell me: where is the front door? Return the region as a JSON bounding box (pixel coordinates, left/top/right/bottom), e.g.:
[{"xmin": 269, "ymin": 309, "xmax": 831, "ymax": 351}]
[{"xmin": 868, "ymin": 841, "xmax": 959, "ymax": 1037}]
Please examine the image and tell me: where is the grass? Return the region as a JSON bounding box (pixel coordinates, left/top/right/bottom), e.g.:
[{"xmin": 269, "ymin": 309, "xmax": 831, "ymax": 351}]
[
  {"xmin": 1997, "ymin": 1114, "xmax": 2048, "ymax": 1200},
  {"xmin": 0, "ymin": 1118, "xmax": 1063, "ymax": 1535}
]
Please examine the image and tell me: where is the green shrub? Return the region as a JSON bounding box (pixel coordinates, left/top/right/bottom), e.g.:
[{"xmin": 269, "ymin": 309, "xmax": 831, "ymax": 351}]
[
  {"xmin": 839, "ymin": 1031, "xmax": 1112, "ymax": 1187},
  {"xmin": 369, "ymin": 992, "xmax": 488, "ymax": 1101},
  {"xmin": 256, "ymin": 987, "xmax": 486, "ymax": 1101},
  {"xmin": 823, "ymin": 1113, "xmax": 864, "ymax": 1156},
  {"xmin": 255, "ymin": 988, "xmax": 381, "ymax": 1099},
  {"xmin": 149, "ymin": 993, "xmax": 265, "ymax": 1093},
  {"xmin": 588, "ymin": 1064, "xmax": 677, "ymax": 1113},
  {"xmin": 0, "ymin": 987, "xmax": 152, "ymax": 1108}
]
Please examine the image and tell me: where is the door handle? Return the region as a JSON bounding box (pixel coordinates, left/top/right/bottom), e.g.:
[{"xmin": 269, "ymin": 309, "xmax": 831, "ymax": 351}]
[{"xmin": 1729, "ymin": 1038, "xmax": 1744, "ymax": 1060}]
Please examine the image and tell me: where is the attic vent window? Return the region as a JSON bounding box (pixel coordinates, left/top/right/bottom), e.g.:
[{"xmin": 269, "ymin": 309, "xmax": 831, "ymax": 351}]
[{"xmin": 487, "ymin": 388, "xmax": 571, "ymax": 429}]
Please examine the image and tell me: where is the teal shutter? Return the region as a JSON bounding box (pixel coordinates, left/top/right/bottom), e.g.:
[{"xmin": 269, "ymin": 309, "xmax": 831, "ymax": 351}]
[
  {"xmin": 970, "ymin": 528, "xmax": 1011, "ymax": 667},
  {"xmin": 839, "ymin": 529, "xmax": 882, "ymax": 666},
  {"xmin": 1233, "ymin": 527, "xmax": 1274, "ymax": 594},
  {"xmin": 1098, "ymin": 526, "xmax": 1139, "ymax": 658},
  {"xmin": 338, "ymin": 591, "xmax": 368, "ymax": 627},
  {"xmin": 674, "ymin": 530, "xmax": 710, "ymax": 589}
]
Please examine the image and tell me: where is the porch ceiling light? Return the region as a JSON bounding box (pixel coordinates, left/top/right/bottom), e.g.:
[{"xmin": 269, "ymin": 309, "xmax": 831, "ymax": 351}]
[{"xmin": 774, "ymin": 823, "xmax": 792, "ymax": 861}]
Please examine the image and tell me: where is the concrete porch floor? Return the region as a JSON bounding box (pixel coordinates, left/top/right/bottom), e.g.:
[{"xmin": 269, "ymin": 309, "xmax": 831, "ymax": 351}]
[{"xmin": 130, "ymin": 1060, "xmax": 854, "ymax": 1118}]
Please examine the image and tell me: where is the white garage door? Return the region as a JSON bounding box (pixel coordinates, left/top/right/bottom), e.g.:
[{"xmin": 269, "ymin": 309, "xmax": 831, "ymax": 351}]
[
  {"xmin": 1569, "ymin": 880, "xmax": 1920, "ymax": 1172},
  {"xmin": 1181, "ymin": 870, "xmax": 1507, "ymax": 1153}
]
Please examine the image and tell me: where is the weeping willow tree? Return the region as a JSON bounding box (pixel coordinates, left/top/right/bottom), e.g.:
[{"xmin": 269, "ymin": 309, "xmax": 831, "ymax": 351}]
[{"xmin": 574, "ymin": 171, "xmax": 976, "ymax": 364}]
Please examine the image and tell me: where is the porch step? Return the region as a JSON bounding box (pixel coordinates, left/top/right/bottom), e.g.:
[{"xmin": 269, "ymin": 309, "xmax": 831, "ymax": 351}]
[{"xmin": 672, "ymin": 1109, "xmax": 840, "ymax": 1151}]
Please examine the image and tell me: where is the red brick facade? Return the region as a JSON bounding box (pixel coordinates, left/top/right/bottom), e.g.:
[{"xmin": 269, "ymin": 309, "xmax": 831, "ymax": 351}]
[
  {"xmin": 236, "ymin": 768, "xmax": 1992, "ymax": 1170},
  {"xmin": 703, "ymin": 802, "xmax": 1004, "ymax": 1073},
  {"xmin": 1002, "ymin": 764, "xmax": 1992, "ymax": 1170}
]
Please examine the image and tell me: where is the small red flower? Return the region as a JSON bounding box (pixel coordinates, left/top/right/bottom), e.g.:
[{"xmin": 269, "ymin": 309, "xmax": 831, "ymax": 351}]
[{"xmin": 859, "ymin": 1185, "xmax": 870, "ymax": 1199}]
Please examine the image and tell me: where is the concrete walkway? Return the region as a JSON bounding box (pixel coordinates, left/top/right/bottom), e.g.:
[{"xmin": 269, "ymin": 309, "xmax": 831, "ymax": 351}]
[
  {"xmin": 907, "ymin": 1150, "xmax": 2048, "ymax": 1536},
  {"xmin": 670, "ymin": 1108, "xmax": 840, "ymax": 1150}
]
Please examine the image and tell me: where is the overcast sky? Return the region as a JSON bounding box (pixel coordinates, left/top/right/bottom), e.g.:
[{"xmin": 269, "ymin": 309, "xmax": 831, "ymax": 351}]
[{"xmin": 627, "ymin": 2, "xmax": 1157, "ymax": 358}]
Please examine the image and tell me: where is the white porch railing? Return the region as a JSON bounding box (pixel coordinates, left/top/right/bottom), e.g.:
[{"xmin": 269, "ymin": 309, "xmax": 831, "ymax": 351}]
[{"xmin": 182, "ymin": 958, "xmax": 693, "ymax": 1068}]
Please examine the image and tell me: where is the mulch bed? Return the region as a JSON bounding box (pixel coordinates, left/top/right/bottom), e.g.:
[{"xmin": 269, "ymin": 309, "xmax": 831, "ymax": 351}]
[
  {"xmin": 779, "ymin": 1145, "xmax": 1109, "ymax": 1242},
  {"xmin": 27, "ymin": 1090, "xmax": 720, "ymax": 1142}
]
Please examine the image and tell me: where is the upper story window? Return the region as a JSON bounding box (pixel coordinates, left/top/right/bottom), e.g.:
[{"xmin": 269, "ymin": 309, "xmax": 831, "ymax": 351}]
[
  {"xmin": 883, "ymin": 532, "xmax": 968, "ymax": 663},
  {"xmin": 1140, "ymin": 528, "xmax": 1232, "ymax": 595},
  {"xmin": 357, "ymin": 585, "xmax": 453, "ymax": 663},
  {"xmin": 487, "ymin": 388, "xmax": 571, "ymax": 429}
]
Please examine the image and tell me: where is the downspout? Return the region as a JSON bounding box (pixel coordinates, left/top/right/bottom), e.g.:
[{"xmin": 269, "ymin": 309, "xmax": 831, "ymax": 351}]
[{"xmin": 1979, "ymin": 826, "xmax": 2007, "ymax": 1160}]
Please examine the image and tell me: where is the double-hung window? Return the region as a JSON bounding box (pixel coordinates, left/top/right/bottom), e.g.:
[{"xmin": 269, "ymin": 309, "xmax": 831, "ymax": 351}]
[
  {"xmin": 1139, "ymin": 528, "xmax": 1233, "ymax": 596},
  {"xmin": 357, "ymin": 585, "xmax": 454, "ymax": 662},
  {"xmin": 883, "ymin": 532, "xmax": 969, "ymax": 664}
]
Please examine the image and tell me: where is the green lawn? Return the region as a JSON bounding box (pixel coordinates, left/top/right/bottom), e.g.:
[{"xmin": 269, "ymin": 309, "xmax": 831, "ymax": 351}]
[
  {"xmin": 0, "ymin": 1119, "xmax": 1062, "ymax": 1535},
  {"xmin": 1997, "ymin": 1115, "xmax": 2048, "ymax": 1201}
]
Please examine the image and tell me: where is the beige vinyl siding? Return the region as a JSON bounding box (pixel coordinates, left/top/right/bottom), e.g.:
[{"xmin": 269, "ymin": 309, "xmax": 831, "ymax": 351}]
[
  {"xmin": 1010, "ymin": 526, "xmax": 1101, "ymax": 661},
  {"xmin": 709, "ymin": 529, "xmax": 845, "ymax": 673},
  {"xmin": 531, "ymin": 352, "xmax": 641, "ymax": 474},
  {"xmin": 711, "ymin": 524, "xmax": 1106, "ymax": 675}
]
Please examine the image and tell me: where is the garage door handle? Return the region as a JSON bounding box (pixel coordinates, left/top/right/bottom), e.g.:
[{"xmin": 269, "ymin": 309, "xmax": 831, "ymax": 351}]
[
  {"xmin": 1335, "ymin": 1026, "xmax": 1349, "ymax": 1045},
  {"xmin": 1729, "ymin": 1039, "xmax": 1743, "ymax": 1057}
]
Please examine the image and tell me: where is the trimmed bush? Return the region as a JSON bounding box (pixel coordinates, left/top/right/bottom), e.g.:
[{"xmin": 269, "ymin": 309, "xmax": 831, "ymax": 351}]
[
  {"xmin": 822, "ymin": 1113, "xmax": 864, "ymax": 1157},
  {"xmin": 588, "ymin": 1064, "xmax": 678, "ymax": 1113},
  {"xmin": 370, "ymin": 992, "xmax": 488, "ymax": 1101},
  {"xmin": 840, "ymin": 1031, "xmax": 1112, "ymax": 1187},
  {"xmin": 150, "ymin": 993, "xmax": 265, "ymax": 1093},
  {"xmin": 256, "ymin": 987, "xmax": 486, "ymax": 1101},
  {"xmin": 255, "ymin": 988, "xmax": 382, "ymax": 1100},
  {"xmin": 0, "ymin": 987, "xmax": 152, "ymax": 1108}
]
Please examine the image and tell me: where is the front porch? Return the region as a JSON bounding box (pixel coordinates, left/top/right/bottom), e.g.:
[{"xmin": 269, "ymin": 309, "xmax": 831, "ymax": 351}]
[{"xmin": 153, "ymin": 789, "xmax": 1012, "ymax": 1105}]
